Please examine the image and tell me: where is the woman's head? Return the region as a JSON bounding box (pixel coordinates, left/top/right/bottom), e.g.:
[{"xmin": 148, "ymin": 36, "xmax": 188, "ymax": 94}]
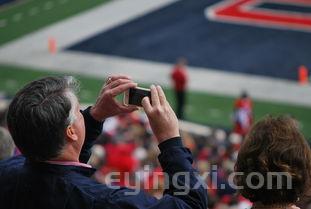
[{"xmin": 235, "ymin": 116, "xmax": 311, "ymax": 205}]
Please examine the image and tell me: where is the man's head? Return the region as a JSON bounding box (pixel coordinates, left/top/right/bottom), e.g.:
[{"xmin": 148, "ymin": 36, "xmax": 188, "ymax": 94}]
[
  {"xmin": 7, "ymin": 76, "xmax": 84, "ymax": 161},
  {"xmin": 235, "ymin": 116, "xmax": 311, "ymax": 205}
]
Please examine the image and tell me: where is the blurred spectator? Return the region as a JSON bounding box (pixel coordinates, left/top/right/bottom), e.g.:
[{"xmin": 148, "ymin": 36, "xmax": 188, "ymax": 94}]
[
  {"xmin": 171, "ymin": 57, "xmax": 188, "ymax": 119},
  {"xmin": 233, "ymin": 91, "xmax": 253, "ymax": 136},
  {"xmin": 0, "ymin": 127, "xmax": 15, "ymax": 160},
  {"xmin": 87, "ymin": 144, "xmax": 105, "ymax": 169},
  {"xmin": 0, "ymin": 91, "xmax": 9, "ymax": 127},
  {"xmin": 0, "ymin": 109, "xmax": 7, "ymax": 127}
]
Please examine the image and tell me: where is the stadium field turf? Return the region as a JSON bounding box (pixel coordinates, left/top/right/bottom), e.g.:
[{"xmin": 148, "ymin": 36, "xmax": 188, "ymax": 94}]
[
  {"xmin": 0, "ymin": 0, "xmax": 109, "ymax": 45},
  {"xmin": 1, "ymin": 64, "xmax": 310, "ymax": 139},
  {"xmin": 1, "ymin": 1, "xmax": 310, "ymax": 139}
]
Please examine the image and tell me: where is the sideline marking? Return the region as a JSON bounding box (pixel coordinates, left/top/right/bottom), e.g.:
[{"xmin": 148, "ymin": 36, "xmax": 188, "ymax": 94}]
[
  {"xmin": 43, "ymin": 1, "xmax": 54, "ymax": 11},
  {"xmin": 28, "ymin": 7, "xmax": 39, "ymax": 16},
  {"xmin": 0, "ymin": 19, "xmax": 7, "ymax": 28},
  {"xmin": 12, "ymin": 12, "xmax": 22, "ymax": 22},
  {"xmin": 205, "ymin": 0, "xmax": 311, "ymax": 32}
]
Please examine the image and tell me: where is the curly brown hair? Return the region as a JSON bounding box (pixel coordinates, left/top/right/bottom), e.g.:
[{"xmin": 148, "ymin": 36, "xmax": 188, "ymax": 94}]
[{"xmin": 235, "ymin": 116, "xmax": 311, "ymax": 205}]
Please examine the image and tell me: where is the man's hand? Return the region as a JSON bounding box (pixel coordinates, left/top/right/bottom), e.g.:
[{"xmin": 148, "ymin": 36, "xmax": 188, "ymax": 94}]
[
  {"xmin": 142, "ymin": 85, "xmax": 180, "ymax": 143},
  {"xmin": 90, "ymin": 75, "xmax": 138, "ymax": 121}
]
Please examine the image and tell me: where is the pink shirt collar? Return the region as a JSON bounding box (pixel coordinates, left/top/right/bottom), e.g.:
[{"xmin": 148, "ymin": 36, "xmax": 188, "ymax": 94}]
[{"xmin": 46, "ymin": 160, "xmax": 92, "ymax": 168}]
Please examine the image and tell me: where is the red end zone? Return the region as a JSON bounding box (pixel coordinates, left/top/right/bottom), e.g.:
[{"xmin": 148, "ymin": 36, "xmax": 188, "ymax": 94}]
[{"xmin": 206, "ymin": 0, "xmax": 311, "ymax": 32}]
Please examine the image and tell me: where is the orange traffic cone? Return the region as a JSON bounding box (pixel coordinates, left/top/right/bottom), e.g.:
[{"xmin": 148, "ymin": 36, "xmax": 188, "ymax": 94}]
[
  {"xmin": 48, "ymin": 37, "xmax": 57, "ymax": 54},
  {"xmin": 298, "ymin": 65, "xmax": 309, "ymax": 85}
]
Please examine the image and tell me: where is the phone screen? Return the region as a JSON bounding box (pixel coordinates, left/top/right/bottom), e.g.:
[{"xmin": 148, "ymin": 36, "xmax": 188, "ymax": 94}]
[{"xmin": 129, "ymin": 88, "xmax": 151, "ymax": 106}]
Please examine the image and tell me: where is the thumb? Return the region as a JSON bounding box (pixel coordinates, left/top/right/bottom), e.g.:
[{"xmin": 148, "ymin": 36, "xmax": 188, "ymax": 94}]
[
  {"xmin": 119, "ymin": 105, "xmax": 139, "ymax": 113},
  {"xmin": 142, "ymin": 97, "xmax": 152, "ymax": 114}
]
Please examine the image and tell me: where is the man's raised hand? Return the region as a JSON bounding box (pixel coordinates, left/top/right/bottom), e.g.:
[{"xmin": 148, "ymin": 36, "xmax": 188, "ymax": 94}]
[
  {"xmin": 90, "ymin": 75, "xmax": 138, "ymax": 121},
  {"xmin": 142, "ymin": 85, "xmax": 180, "ymax": 143}
]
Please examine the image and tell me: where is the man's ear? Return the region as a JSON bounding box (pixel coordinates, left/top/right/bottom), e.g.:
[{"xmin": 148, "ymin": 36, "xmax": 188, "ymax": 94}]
[{"xmin": 66, "ymin": 125, "xmax": 78, "ymax": 141}]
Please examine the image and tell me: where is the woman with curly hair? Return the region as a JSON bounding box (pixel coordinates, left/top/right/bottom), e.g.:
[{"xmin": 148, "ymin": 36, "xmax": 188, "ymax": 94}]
[{"xmin": 235, "ymin": 116, "xmax": 311, "ymax": 209}]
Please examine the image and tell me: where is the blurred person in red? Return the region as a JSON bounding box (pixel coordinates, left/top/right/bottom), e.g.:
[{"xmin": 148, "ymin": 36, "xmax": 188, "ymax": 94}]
[
  {"xmin": 233, "ymin": 91, "xmax": 253, "ymax": 136},
  {"xmin": 171, "ymin": 58, "xmax": 188, "ymax": 119},
  {"xmin": 101, "ymin": 141, "xmax": 138, "ymax": 186}
]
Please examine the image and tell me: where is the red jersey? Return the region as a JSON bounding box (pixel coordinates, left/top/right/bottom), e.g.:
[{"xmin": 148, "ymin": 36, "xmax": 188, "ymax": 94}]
[
  {"xmin": 171, "ymin": 66, "xmax": 188, "ymax": 91},
  {"xmin": 233, "ymin": 98, "xmax": 253, "ymax": 136},
  {"xmin": 234, "ymin": 98, "xmax": 252, "ymax": 110}
]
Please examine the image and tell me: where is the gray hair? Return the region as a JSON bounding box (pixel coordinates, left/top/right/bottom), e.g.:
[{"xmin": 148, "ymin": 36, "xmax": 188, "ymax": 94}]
[
  {"xmin": 7, "ymin": 76, "xmax": 81, "ymax": 161},
  {"xmin": 64, "ymin": 76, "xmax": 80, "ymax": 125}
]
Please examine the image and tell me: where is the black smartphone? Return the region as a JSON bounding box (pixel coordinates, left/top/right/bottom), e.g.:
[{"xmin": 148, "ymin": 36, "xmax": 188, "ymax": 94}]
[{"xmin": 124, "ymin": 87, "xmax": 151, "ymax": 107}]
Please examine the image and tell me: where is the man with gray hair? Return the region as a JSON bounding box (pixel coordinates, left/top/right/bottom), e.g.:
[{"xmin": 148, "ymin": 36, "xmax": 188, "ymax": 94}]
[
  {"xmin": 0, "ymin": 127, "xmax": 14, "ymax": 160},
  {"xmin": 0, "ymin": 75, "xmax": 207, "ymax": 209}
]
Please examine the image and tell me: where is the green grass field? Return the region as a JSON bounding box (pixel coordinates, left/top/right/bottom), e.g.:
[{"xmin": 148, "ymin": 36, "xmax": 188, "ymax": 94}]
[
  {"xmin": 0, "ymin": 0, "xmax": 108, "ymax": 45},
  {"xmin": 1, "ymin": 64, "xmax": 310, "ymax": 138}
]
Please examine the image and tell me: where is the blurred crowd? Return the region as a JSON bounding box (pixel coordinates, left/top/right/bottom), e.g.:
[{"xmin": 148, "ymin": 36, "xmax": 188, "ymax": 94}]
[
  {"xmin": 0, "ymin": 92, "xmax": 15, "ymax": 161},
  {"xmin": 86, "ymin": 110, "xmax": 252, "ymax": 209}
]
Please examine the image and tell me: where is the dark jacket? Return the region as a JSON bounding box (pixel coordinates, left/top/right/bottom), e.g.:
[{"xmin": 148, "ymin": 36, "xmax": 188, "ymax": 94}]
[{"xmin": 0, "ymin": 108, "xmax": 207, "ymax": 209}]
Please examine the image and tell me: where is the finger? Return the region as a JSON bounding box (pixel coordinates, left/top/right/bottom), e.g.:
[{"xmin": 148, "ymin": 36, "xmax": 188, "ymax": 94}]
[
  {"xmin": 150, "ymin": 85, "xmax": 160, "ymax": 106},
  {"xmin": 100, "ymin": 79, "xmax": 131, "ymax": 95},
  {"xmin": 156, "ymin": 85, "xmax": 166, "ymax": 105},
  {"xmin": 109, "ymin": 75, "xmax": 131, "ymax": 81},
  {"xmin": 110, "ymin": 82, "xmax": 137, "ymax": 97},
  {"xmin": 142, "ymin": 97, "xmax": 152, "ymax": 113},
  {"xmin": 106, "ymin": 77, "xmax": 113, "ymax": 85},
  {"xmin": 107, "ymin": 79, "xmax": 132, "ymax": 89},
  {"xmin": 119, "ymin": 104, "xmax": 139, "ymax": 113}
]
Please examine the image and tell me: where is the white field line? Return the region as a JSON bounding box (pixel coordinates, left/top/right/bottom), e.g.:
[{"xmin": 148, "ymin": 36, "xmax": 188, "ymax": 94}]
[
  {"xmin": 0, "ymin": 0, "xmax": 32, "ymax": 12},
  {"xmin": 3, "ymin": 50, "xmax": 311, "ymax": 107},
  {"xmin": 0, "ymin": 19, "xmax": 7, "ymax": 28},
  {"xmin": 0, "ymin": 0, "xmax": 310, "ymax": 107},
  {"xmin": 0, "ymin": 0, "xmax": 67, "ymax": 28}
]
